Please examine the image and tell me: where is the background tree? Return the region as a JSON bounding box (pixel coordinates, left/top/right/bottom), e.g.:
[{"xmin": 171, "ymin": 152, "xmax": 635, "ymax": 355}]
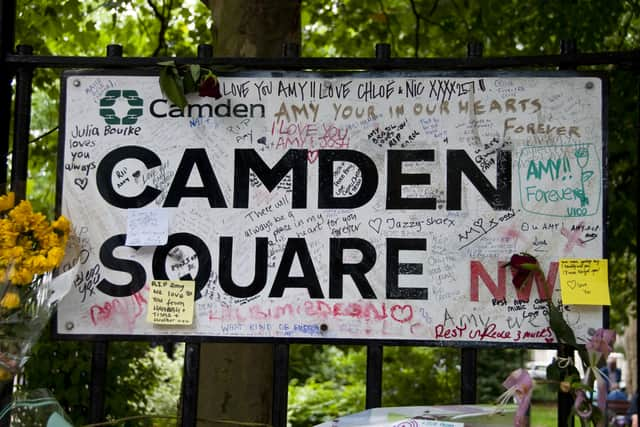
[{"xmin": 194, "ymin": 2, "xmax": 301, "ymax": 425}]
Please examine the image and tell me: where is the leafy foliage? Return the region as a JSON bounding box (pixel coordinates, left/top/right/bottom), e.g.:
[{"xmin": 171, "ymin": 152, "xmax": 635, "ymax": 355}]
[
  {"xmin": 111, "ymin": 343, "xmax": 184, "ymax": 426},
  {"xmin": 287, "ymin": 346, "xmax": 366, "ymax": 426},
  {"xmin": 20, "ymin": 333, "xmax": 92, "ymax": 425},
  {"xmin": 22, "ymin": 337, "xmax": 183, "ymax": 426},
  {"xmin": 382, "ymin": 346, "xmax": 460, "ymax": 406},
  {"xmin": 301, "ymin": 0, "xmax": 632, "ymax": 58},
  {"xmin": 288, "ymin": 345, "xmax": 460, "ymax": 425},
  {"xmin": 477, "ymin": 348, "xmax": 528, "ymax": 403}
]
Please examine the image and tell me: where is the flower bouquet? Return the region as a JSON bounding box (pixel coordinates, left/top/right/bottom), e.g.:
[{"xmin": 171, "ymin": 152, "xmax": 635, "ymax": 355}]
[{"xmin": 0, "ymin": 192, "xmax": 75, "ymax": 386}]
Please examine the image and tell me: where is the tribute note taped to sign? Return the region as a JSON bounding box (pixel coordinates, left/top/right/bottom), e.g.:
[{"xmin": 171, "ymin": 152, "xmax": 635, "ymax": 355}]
[
  {"xmin": 147, "ymin": 280, "xmax": 195, "ymax": 325},
  {"xmin": 56, "ymin": 71, "xmax": 606, "ymax": 344},
  {"xmin": 125, "ymin": 207, "xmax": 169, "ymax": 246},
  {"xmin": 559, "ymin": 259, "xmax": 610, "ymax": 305}
]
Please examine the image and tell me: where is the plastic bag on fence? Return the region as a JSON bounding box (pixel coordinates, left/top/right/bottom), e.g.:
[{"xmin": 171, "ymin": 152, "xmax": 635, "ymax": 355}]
[{"xmin": 0, "ymin": 389, "xmax": 73, "ymax": 426}]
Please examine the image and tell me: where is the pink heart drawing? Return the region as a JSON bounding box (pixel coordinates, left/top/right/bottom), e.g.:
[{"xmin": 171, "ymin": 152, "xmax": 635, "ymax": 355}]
[
  {"xmin": 391, "ymin": 305, "xmax": 413, "ymax": 323},
  {"xmin": 307, "ymin": 150, "xmax": 319, "ymax": 163}
]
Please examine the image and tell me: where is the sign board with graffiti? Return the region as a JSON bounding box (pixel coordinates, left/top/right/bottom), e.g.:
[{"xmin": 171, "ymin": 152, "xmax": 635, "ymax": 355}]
[{"xmin": 56, "ymin": 71, "xmax": 606, "ymax": 344}]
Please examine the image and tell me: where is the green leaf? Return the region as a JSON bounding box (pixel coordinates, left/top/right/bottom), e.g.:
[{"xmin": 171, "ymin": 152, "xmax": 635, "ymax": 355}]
[
  {"xmin": 183, "ymin": 69, "xmax": 197, "ymax": 94},
  {"xmin": 547, "ymin": 301, "xmax": 577, "ymax": 346},
  {"xmin": 570, "ymin": 381, "xmax": 592, "ymax": 392},
  {"xmin": 159, "ymin": 67, "xmax": 187, "ymax": 109},
  {"xmin": 189, "ymin": 64, "xmax": 201, "ymax": 84}
]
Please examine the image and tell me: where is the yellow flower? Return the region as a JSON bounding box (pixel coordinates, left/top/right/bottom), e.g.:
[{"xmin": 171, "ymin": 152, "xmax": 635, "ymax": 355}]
[
  {"xmin": 47, "ymin": 246, "xmax": 65, "ymax": 266},
  {"xmin": 0, "ymin": 291, "xmax": 20, "ymax": 309},
  {"xmin": 0, "ymin": 367, "xmax": 12, "ymax": 381},
  {"xmin": 0, "ymin": 192, "xmax": 15, "ymax": 212},
  {"xmin": 26, "ymin": 254, "xmax": 49, "ymax": 274},
  {"xmin": 0, "ymin": 195, "xmax": 71, "ymax": 283},
  {"xmin": 8, "ymin": 200, "xmax": 34, "ymax": 225},
  {"xmin": 52, "ymin": 215, "xmax": 71, "ymax": 237},
  {"xmin": 11, "ymin": 267, "xmax": 33, "ymax": 285}
]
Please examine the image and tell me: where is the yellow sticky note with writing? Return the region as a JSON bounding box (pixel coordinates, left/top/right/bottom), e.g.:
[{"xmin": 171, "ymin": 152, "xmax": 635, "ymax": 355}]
[
  {"xmin": 559, "ymin": 259, "xmax": 610, "ymax": 305},
  {"xmin": 146, "ymin": 280, "xmax": 195, "ymax": 325}
]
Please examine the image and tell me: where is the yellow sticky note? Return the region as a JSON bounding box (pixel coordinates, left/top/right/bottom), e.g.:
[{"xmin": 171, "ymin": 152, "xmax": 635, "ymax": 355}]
[
  {"xmin": 559, "ymin": 259, "xmax": 610, "ymax": 305},
  {"xmin": 146, "ymin": 280, "xmax": 195, "ymax": 325}
]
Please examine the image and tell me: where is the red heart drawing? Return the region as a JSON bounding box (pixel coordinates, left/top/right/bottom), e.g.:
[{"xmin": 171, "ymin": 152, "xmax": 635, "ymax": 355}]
[
  {"xmin": 307, "ymin": 149, "xmax": 319, "ymax": 163},
  {"xmin": 390, "ymin": 305, "xmax": 413, "ymax": 323}
]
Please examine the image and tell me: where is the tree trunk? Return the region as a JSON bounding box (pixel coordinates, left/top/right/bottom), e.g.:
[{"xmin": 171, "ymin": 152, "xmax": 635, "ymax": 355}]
[
  {"xmin": 197, "ymin": 2, "xmax": 300, "ymax": 426},
  {"xmin": 205, "ymin": 0, "xmax": 300, "ymax": 57}
]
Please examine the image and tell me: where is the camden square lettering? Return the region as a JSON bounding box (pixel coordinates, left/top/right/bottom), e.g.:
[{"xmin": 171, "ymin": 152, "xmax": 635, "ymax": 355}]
[
  {"xmin": 93, "ymin": 146, "xmax": 511, "ymax": 301},
  {"xmin": 149, "ymin": 98, "xmax": 265, "ymax": 119}
]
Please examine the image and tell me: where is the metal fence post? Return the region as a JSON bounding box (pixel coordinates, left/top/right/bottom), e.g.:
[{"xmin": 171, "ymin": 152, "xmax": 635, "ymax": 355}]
[
  {"xmin": 178, "ymin": 43, "xmax": 215, "ymax": 427},
  {"xmin": 458, "ymin": 40, "xmax": 483, "ymax": 406},
  {"xmin": 88, "ymin": 341, "xmax": 108, "ymax": 423},
  {"xmin": 2, "ymin": 43, "xmax": 33, "ymax": 424},
  {"xmin": 268, "ymin": 41, "xmax": 299, "ymax": 427},
  {"xmin": 272, "ymin": 343, "xmax": 289, "ymax": 427},
  {"xmin": 363, "ymin": 42, "xmax": 391, "ymax": 411},
  {"xmin": 0, "ymin": 3, "xmax": 16, "ymax": 420},
  {"xmin": 636, "ymin": 74, "xmax": 640, "ymax": 419},
  {"xmin": 181, "ymin": 342, "xmax": 200, "ymax": 427},
  {"xmin": 10, "ymin": 44, "xmax": 33, "ymax": 200},
  {"xmin": 556, "ymin": 38, "xmax": 577, "ymax": 427},
  {"xmin": 366, "ymin": 344, "xmax": 383, "ymax": 408},
  {"xmin": 87, "ymin": 43, "xmax": 125, "ymax": 426},
  {"xmin": 0, "ymin": 0, "xmax": 16, "ymax": 191}
]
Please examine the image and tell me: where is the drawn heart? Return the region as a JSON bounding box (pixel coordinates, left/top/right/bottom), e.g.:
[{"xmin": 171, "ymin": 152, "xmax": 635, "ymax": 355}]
[
  {"xmin": 74, "ymin": 177, "xmax": 88, "ymax": 190},
  {"xmin": 567, "ymin": 280, "xmax": 577, "ymax": 289},
  {"xmin": 473, "ymin": 218, "xmax": 484, "ymax": 228},
  {"xmin": 390, "ymin": 305, "xmax": 413, "ymax": 323},
  {"xmin": 307, "ymin": 150, "xmax": 319, "ymax": 163},
  {"xmin": 368, "ymin": 218, "xmax": 382, "ymax": 233}
]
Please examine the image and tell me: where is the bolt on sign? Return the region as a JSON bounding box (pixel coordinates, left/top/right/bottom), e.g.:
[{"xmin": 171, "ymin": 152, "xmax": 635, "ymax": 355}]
[{"xmin": 56, "ymin": 71, "xmax": 606, "ymax": 344}]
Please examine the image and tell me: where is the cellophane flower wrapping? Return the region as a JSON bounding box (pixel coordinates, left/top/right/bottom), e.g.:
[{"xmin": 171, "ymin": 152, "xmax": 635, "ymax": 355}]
[
  {"xmin": 0, "ymin": 192, "xmax": 74, "ymax": 382},
  {"xmin": 0, "ymin": 388, "xmax": 73, "ymax": 426}
]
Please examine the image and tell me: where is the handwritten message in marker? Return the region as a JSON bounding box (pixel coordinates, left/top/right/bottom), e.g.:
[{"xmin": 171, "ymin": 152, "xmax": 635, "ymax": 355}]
[
  {"xmin": 147, "ymin": 280, "xmax": 195, "ymax": 325},
  {"xmin": 559, "ymin": 259, "xmax": 610, "ymax": 305},
  {"xmin": 125, "ymin": 208, "xmax": 169, "ymax": 246}
]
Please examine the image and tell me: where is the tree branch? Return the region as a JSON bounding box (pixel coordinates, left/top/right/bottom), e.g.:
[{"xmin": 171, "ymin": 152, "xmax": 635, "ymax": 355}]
[
  {"xmin": 409, "ymin": 0, "xmax": 421, "ymax": 58},
  {"xmin": 147, "ymin": 0, "xmax": 172, "ymax": 56},
  {"xmin": 409, "ymin": 0, "xmax": 439, "ymax": 57}
]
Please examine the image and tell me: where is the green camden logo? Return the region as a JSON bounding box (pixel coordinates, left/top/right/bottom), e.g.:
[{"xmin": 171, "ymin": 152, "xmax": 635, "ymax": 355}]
[{"xmin": 99, "ymin": 90, "xmax": 143, "ymax": 125}]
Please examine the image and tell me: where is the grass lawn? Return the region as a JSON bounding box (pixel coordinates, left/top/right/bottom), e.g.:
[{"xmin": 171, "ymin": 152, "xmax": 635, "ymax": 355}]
[
  {"xmin": 531, "ymin": 402, "xmax": 557, "ymax": 427},
  {"xmin": 530, "ymin": 402, "xmax": 609, "ymax": 427}
]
